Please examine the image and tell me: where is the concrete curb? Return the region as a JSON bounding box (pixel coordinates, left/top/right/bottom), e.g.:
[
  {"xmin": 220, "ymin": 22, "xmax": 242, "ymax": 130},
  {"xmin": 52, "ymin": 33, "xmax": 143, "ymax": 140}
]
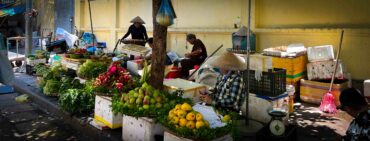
[{"xmin": 13, "ymin": 78, "xmax": 122, "ymax": 141}]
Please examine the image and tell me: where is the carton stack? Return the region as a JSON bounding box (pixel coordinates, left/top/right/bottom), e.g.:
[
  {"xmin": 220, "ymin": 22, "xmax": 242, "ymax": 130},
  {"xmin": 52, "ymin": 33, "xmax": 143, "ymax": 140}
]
[{"xmin": 301, "ymin": 45, "xmax": 349, "ymax": 105}]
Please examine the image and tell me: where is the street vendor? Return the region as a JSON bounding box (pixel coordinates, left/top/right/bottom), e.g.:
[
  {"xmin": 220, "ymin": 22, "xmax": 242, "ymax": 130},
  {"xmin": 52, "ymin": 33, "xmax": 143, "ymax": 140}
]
[
  {"xmin": 337, "ymin": 88, "xmax": 370, "ymax": 141},
  {"xmin": 145, "ymin": 38, "xmax": 172, "ymax": 65},
  {"xmin": 121, "ymin": 16, "xmax": 148, "ymax": 46},
  {"xmin": 180, "ymin": 34, "xmax": 208, "ymax": 78},
  {"xmin": 200, "ymin": 52, "xmax": 246, "ymax": 112}
]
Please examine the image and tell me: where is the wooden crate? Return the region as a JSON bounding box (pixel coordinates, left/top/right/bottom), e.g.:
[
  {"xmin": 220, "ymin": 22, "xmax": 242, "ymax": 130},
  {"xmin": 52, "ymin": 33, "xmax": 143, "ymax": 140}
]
[
  {"xmin": 122, "ymin": 116, "xmax": 164, "ymax": 141},
  {"xmin": 94, "ymin": 95, "xmax": 122, "ymax": 129},
  {"xmin": 300, "ymin": 79, "xmax": 348, "ymax": 105}
]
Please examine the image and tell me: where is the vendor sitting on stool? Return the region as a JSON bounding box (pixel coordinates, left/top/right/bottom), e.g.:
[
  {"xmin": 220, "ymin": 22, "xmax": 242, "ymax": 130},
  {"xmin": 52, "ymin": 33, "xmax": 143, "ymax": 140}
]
[
  {"xmin": 121, "ymin": 16, "xmax": 148, "ymax": 46},
  {"xmin": 200, "ymin": 52, "xmax": 246, "ymax": 112},
  {"xmin": 146, "ymin": 38, "xmax": 173, "ymax": 66},
  {"xmin": 180, "ymin": 34, "xmax": 207, "ymax": 78}
]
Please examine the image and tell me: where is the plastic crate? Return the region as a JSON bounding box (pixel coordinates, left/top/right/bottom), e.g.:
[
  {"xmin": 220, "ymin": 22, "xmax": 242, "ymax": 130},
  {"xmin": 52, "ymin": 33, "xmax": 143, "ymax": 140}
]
[
  {"xmin": 26, "ymin": 65, "xmax": 34, "ymax": 75},
  {"xmin": 272, "ymin": 55, "xmax": 307, "ymax": 84},
  {"xmin": 249, "ymin": 68, "xmax": 286, "ymax": 97}
]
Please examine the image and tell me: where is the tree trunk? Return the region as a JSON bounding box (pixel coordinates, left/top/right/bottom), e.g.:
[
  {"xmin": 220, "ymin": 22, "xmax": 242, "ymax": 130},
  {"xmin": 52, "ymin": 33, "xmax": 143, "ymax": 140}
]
[{"xmin": 149, "ymin": 0, "xmax": 167, "ymax": 89}]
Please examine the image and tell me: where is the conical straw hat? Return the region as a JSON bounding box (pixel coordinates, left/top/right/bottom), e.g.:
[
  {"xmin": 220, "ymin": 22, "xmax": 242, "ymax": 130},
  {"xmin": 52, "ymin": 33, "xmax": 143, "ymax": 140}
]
[
  {"xmin": 130, "ymin": 16, "xmax": 145, "ymax": 24},
  {"xmin": 210, "ymin": 52, "xmax": 246, "ymax": 71}
]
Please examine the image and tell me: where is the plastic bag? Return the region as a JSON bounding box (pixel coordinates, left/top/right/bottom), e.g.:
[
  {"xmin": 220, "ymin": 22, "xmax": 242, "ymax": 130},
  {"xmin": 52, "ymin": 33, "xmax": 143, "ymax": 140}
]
[
  {"xmin": 55, "ymin": 28, "xmax": 78, "ymax": 48},
  {"xmin": 156, "ymin": 0, "xmax": 176, "ymax": 26}
]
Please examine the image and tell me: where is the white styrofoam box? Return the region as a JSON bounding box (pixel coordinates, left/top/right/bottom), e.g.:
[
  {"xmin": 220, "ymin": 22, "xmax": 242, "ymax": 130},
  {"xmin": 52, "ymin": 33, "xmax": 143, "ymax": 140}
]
[
  {"xmin": 307, "ymin": 45, "xmax": 335, "ymax": 62},
  {"xmin": 241, "ymin": 93, "xmax": 289, "ymax": 124},
  {"xmin": 365, "ymin": 80, "xmax": 370, "ymax": 99},
  {"xmin": 164, "ymin": 78, "xmax": 207, "ymax": 103},
  {"xmin": 164, "ymin": 131, "xmax": 233, "ymax": 141},
  {"xmin": 250, "ymin": 54, "xmax": 272, "ymax": 72},
  {"xmin": 122, "ymin": 116, "xmax": 164, "ymax": 141},
  {"xmin": 94, "ymin": 95, "xmax": 122, "ymax": 129},
  {"xmin": 61, "ymin": 59, "xmax": 81, "ymax": 70},
  {"xmin": 307, "ymin": 60, "xmax": 346, "ymax": 80},
  {"xmin": 127, "ymin": 59, "xmax": 143, "ymax": 76},
  {"xmin": 26, "ymin": 58, "xmax": 46, "ymax": 66}
]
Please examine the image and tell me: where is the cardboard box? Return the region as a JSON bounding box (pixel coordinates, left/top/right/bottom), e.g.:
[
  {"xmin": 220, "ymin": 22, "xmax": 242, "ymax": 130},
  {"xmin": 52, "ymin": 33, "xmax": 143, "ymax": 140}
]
[
  {"xmin": 164, "ymin": 130, "xmax": 232, "ymax": 141},
  {"xmin": 94, "ymin": 95, "xmax": 122, "ymax": 129},
  {"xmin": 241, "ymin": 93, "xmax": 289, "ymax": 124},
  {"xmin": 300, "ymin": 79, "xmax": 348, "ymax": 105},
  {"xmin": 164, "ymin": 79, "xmax": 207, "ymax": 103},
  {"xmin": 122, "ymin": 116, "xmax": 164, "ymax": 141}
]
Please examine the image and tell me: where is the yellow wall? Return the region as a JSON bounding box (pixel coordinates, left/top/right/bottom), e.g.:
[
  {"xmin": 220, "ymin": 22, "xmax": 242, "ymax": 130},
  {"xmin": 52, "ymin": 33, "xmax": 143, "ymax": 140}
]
[{"xmin": 75, "ymin": 0, "xmax": 370, "ymax": 80}]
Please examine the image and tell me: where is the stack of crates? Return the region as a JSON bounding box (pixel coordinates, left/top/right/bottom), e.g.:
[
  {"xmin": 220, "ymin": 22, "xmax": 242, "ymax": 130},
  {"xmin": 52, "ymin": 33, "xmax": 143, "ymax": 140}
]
[{"xmin": 271, "ymin": 55, "xmax": 308, "ymax": 99}]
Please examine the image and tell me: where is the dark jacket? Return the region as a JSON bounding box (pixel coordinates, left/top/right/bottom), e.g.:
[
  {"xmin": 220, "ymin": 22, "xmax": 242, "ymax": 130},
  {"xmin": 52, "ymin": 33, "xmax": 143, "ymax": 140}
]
[{"xmin": 122, "ymin": 24, "xmax": 148, "ymax": 40}]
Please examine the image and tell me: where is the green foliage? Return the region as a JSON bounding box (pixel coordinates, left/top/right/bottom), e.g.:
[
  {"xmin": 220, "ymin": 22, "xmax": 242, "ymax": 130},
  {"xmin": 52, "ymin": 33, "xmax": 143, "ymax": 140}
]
[
  {"xmin": 43, "ymin": 80, "xmax": 60, "ymax": 96},
  {"xmin": 59, "ymin": 83, "xmax": 95, "ymax": 114},
  {"xmin": 58, "ymin": 77, "xmax": 84, "ymax": 94},
  {"xmin": 77, "ymin": 60, "xmax": 108, "ymax": 80},
  {"xmin": 34, "ymin": 64, "xmax": 50, "ymax": 76}
]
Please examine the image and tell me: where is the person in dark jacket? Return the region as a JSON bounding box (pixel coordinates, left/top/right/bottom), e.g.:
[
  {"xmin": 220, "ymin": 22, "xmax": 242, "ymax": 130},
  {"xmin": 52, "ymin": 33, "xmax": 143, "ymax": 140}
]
[
  {"xmin": 180, "ymin": 34, "xmax": 207, "ymax": 78},
  {"xmin": 121, "ymin": 16, "xmax": 148, "ymax": 46},
  {"xmin": 338, "ymin": 88, "xmax": 370, "ymax": 141}
]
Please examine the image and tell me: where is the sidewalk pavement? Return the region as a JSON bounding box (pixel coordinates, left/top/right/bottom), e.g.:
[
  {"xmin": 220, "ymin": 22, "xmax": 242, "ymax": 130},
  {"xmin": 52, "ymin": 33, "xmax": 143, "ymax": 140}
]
[{"xmin": 0, "ymin": 92, "xmax": 86, "ymax": 141}]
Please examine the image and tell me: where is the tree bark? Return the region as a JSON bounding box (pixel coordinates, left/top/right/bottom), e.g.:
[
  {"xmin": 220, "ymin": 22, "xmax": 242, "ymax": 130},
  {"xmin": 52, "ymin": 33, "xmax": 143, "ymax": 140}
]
[{"xmin": 149, "ymin": 0, "xmax": 167, "ymax": 89}]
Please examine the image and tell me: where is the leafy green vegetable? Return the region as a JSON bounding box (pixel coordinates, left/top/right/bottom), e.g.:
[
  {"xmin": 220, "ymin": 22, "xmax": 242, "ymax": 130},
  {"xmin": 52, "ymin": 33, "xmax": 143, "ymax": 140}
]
[
  {"xmin": 43, "ymin": 80, "xmax": 60, "ymax": 96},
  {"xmin": 34, "ymin": 64, "xmax": 50, "ymax": 76},
  {"xmin": 77, "ymin": 60, "xmax": 108, "ymax": 80},
  {"xmin": 59, "ymin": 83, "xmax": 95, "ymax": 114}
]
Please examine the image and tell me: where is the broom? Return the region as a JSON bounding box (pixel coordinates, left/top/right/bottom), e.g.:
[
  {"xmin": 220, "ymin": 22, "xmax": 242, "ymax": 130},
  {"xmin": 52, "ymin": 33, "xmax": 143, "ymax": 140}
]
[{"xmin": 319, "ymin": 30, "xmax": 344, "ymax": 114}]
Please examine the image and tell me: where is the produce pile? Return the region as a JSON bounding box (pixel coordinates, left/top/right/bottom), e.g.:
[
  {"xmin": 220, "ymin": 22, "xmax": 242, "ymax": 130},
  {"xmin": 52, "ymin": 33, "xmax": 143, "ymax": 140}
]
[
  {"xmin": 112, "ymin": 82, "xmax": 190, "ymax": 117},
  {"xmin": 27, "ymin": 50, "xmax": 49, "ymax": 60},
  {"xmin": 167, "ymin": 103, "xmax": 209, "ymax": 129},
  {"xmin": 77, "ymin": 60, "xmax": 108, "ymax": 80},
  {"xmin": 93, "ymin": 61, "xmax": 137, "ymax": 95},
  {"xmin": 65, "ymin": 48, "xmax": 91, "ymax": 59},
  {"xmin": 59, "ymin": 81, "xmax": 95, "ymax": 114},
  {"xmin": 158, "ymin": 102, "xmax": 236, "ymax": 140}
]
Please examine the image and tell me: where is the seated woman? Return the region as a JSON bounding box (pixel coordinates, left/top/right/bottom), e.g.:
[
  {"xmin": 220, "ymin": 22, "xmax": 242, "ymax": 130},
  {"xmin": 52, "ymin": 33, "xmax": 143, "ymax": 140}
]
[
  {"xmin": 200, "ymin": 52, "xmax": 246, "ymax": 112},
  {"xmin": 180, "ymin": 34, "xmax": 207, "ymax": 78}
]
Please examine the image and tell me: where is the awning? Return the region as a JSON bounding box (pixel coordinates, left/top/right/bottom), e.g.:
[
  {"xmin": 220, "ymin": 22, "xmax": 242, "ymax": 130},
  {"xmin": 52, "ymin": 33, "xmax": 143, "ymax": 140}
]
[{"xmin": 0, "ymin": 1, "xmax": 25, "ymax": 17}]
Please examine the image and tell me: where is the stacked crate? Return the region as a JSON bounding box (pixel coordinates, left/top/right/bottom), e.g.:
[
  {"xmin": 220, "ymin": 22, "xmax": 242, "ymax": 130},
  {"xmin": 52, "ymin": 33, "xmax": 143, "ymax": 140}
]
[{"xmin": 271, "ymin": 55, "xmax": 308, "ymax": 98}]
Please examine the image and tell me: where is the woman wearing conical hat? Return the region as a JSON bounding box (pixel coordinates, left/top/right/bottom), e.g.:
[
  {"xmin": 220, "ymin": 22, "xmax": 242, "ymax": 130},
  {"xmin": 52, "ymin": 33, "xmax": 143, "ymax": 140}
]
[
  {"xmin": 200, "ymin": 52, "xmax": 246, "ymax": 112},
  {"xmin": 121, "ymin": 16, "xmax": 148, "ymax": 46}
]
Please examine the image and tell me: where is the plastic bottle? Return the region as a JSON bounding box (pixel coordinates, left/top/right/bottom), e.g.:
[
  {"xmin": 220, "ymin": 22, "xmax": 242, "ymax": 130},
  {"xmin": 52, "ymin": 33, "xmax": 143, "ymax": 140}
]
[{"xmin": 286, "ymin": 85, "xmax": 295, "ymax": 113}]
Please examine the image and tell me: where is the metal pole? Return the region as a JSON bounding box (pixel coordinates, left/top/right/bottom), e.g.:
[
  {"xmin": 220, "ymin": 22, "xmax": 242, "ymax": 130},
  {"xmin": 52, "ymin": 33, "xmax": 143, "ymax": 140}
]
[
  {"xmin": 88, "ymin": 0, "xmax": 95, "ymax": 48},
  {"xmin": 25, "ymin": 0, "xmax": 32, "ymax": 56},
  {"xmin": 245, "ymin": 0, "xmax": 252, "ymax": 126}
]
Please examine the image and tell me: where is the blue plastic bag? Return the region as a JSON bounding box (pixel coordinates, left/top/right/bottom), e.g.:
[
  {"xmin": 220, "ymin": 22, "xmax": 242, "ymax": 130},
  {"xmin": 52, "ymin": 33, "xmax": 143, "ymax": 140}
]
[{"xmin": 156, "ymin": 0, "xmax": 176, "ymax": 26}]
